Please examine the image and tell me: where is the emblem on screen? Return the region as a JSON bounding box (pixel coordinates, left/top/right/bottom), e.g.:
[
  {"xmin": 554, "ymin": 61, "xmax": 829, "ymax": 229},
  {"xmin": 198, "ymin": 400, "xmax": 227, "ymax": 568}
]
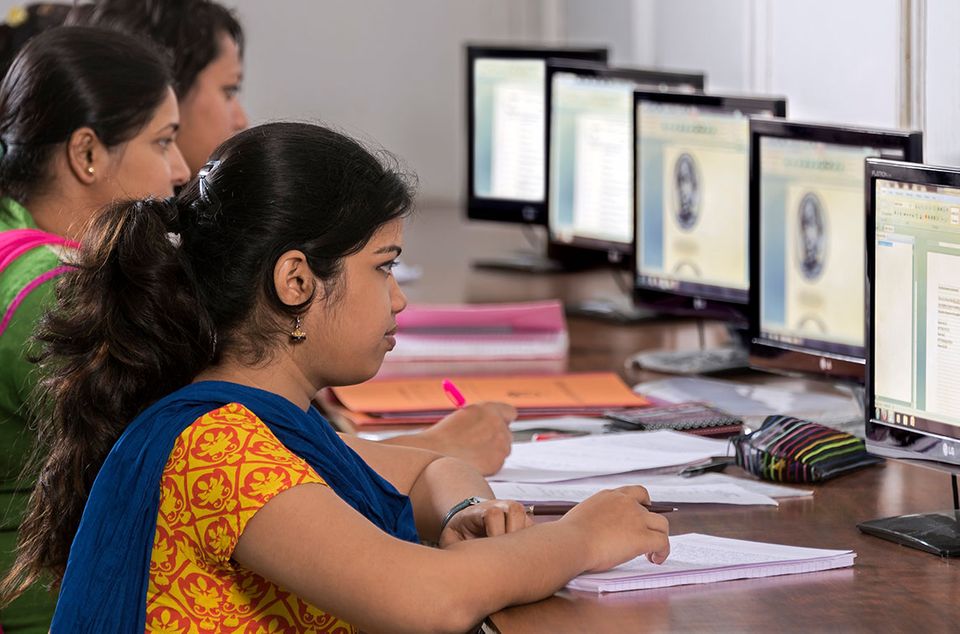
[
  {"xmin": 673, "ymin": 153, "xmax": 700, "ymax": 231},
  {"xmin": 797, "ymin": 192, "xmax": 827, "ymax": 280}
]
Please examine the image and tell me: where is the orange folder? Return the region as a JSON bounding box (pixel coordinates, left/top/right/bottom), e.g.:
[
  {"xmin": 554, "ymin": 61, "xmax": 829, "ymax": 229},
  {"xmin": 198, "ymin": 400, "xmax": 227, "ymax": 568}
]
[{"xmin": 329, "ymin": 372, "xmax": 648, "ymax": 425}]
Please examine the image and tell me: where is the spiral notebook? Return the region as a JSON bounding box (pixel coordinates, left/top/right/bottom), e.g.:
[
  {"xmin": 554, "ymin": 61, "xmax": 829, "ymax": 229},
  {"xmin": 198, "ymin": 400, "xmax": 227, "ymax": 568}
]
[{"xmin": 567, "ymin": 533, "xmax": 855, "ymax": 593}]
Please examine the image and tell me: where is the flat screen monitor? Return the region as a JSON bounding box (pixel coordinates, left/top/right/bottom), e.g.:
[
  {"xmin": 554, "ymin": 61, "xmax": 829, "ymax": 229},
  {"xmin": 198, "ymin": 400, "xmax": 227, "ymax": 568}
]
[
  {"xmin": 548, "ymin": 61, "xmax": 705, "ymax": 263},
  {"xmin": 466, "ymin": 45, "xmax": 608, "ymax": 225},
  {"xmin": 860, "ymin": 158, "xmax": 960, "ymax": 557},
  {"xmin": 633, "ymin": 92, "xmax": 786, "ymax": 322},
  {"xmin": 749, "ymin": 120, "xmax": 922, "ymax": 383},
  {"xmin": 866, "ymin": 159, "xmax": 960, "ymax": 467}
]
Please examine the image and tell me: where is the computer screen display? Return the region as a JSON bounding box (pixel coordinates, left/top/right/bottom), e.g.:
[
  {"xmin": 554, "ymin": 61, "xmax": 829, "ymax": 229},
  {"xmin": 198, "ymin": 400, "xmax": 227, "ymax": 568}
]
[
  {"xmin": 872, "ymin": 176, "xmax": 960, "ymax": 448},
  {"xmin": 549, "ymin": 72, "xmax": 635, "ymax": 249},
  {"xmin": 867, "ymin": 160, "xmax": 960, "ymax": 467},
  {"xmin": 631, "ymin": 93, "xmax": 785, "ymax": 322},
  {"xmin": 466, "ymin": 46, "xmax": 608, "ymax": 225},
  {"xmin": 748, "ymin": 121, "xmax": 922, "ymax": 382},
  {"xmin": 636, "ymin": 102, "xmax": 753, "ymax": 302},
  {"xmin": 758, "ymin": 138, "xmax": 888, "ymax": 357},
  {"xmin": 473, "ymin": 57, "xmax": 546, "ymax": 203}
]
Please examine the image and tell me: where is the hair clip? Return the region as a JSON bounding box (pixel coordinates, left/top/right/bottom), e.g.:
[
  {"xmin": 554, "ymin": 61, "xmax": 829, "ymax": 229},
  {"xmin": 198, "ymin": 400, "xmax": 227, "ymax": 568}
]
[{"xmin": 195, "ymin": 159, "xmax": 222, "ymax": 221}]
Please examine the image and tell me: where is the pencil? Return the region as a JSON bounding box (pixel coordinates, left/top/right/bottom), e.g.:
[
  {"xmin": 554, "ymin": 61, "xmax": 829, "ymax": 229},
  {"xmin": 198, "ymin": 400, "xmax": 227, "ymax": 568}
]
[{"xmin": 524, "ymin": 501, "xmax": 678, "ymax": 516}]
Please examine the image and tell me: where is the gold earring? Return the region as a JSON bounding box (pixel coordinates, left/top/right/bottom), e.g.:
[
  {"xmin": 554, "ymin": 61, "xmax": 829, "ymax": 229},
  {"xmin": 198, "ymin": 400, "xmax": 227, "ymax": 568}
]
[
  {"xmin": 86, "ymin": 166, "xmax": 95, "ymax": 175},
  {"xmin": 290, "ymin": 315, "xmax": 306, "ymax": 342}
]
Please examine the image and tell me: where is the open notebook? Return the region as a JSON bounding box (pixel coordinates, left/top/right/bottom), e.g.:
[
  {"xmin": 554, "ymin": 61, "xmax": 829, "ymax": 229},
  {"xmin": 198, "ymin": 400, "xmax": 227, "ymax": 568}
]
[{"xmin": 567, "ymin": 533, "xmax": 855, "ymax": 593}]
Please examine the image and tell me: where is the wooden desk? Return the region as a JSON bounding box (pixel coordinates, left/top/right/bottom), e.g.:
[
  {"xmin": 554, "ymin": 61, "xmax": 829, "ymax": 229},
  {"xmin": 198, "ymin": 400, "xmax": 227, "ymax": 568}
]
[{"xmin": 401, "ymin": 208, "xmax": 960, "ymax": 632}]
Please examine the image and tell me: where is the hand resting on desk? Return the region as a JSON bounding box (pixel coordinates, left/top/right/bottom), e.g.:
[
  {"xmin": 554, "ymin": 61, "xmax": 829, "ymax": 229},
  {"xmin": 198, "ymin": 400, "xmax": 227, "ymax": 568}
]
[
  {"xmin": 383, "ymin": 401, "xmax": 516, "ymax": 475},
  {"xmin": 563, "ymin": 485, "xmax": 671, "ymax": 569},
  {"xmin": 439, "ymin": 498, "xmax": 534, "ymax": 547}
]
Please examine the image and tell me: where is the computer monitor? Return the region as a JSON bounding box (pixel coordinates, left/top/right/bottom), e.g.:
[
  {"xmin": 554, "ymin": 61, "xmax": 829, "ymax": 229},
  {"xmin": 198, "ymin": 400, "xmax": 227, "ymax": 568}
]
[
  {"xmin": 628, "ymin": 92, "xmax": 785, "ymax": 372},
  {"xmin": 749, "ymin": 120, "xmax": 922, "ymax": 383},
  {"xmin": 467, "ymin": 45, "xmax": 608, "ymax": 226},
  {"xmin": 548, "ymin": 61, "xmax": 705, "ymax": 265},
  {"xmin": 859, "ymin": 158, "xmax": 960, "ymax": 556}
]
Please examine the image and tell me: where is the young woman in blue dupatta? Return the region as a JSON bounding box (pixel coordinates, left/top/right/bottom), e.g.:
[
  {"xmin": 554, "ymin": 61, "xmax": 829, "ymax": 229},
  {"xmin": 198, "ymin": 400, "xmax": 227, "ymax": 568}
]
[
  {"xmin": 70, "ymin": 0, "xmax": 515, "ymax": 478},
  {"xmin": 0, "ymin": 122, "xmax": 670, "ymax": 633}
]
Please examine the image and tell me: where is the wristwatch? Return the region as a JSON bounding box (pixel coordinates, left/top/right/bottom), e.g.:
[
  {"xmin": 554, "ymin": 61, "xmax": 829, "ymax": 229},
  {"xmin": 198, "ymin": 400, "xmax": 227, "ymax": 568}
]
[{"xmin": 439, "ymin": 496, "xmax": 486, "ymax": 534}]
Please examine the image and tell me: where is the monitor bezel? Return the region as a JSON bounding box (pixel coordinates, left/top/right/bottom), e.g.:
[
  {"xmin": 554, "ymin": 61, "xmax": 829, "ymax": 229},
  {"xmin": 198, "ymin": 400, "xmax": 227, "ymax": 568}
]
[
  {"xmin": 466, "ymin": 45, "xmax": 609, "ymax": 226},
  {"xmin": 631, "ymin": 91, "xmax": 787, "ymax": 323},
  {"xmin": 748, "ymin": 119, "xmax": 923, "ymax": 384},
  {"xmin": 865, "ymin": 158, "xmax": 960, "ymax": 468},
  {"xmin": 545, "ymin": 61, "xmax": 707, "ymax": 264}
]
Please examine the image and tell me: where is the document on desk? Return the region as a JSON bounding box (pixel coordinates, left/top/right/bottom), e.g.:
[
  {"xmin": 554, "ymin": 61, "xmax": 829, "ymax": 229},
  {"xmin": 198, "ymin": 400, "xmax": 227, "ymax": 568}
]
[
  {"xmin": 490, "ymin": 481, "xmax": 779, "ymax": 506},
  {"xmin": 489, "ymin": 430, "xmax": 730, "ymax": 483},
  {"xmin": 633, "ymin": 376, "xmax": 861, "ymax": 424},
  {"xmin": 563, "ymin": 472, "xmax": 814, "ymax": 500},
  {"xmin": 567, "ymin": 533, "xmax": 855, "ymax": 593}
]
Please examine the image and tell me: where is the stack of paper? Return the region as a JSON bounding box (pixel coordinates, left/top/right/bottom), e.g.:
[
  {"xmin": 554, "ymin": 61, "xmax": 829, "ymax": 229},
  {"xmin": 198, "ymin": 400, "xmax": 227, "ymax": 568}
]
[
  {"xmin": 488, "ymin": 429, "xmax": 813, "ymax": 506},
  {"xmin": 488, "ymin": 430, "xmax": 729, "ymax": 483},
  {"xmin": 329, "ymin": 372, "xmax": 648, "ymax": 426},
  {"xmin": 634, "ymin": 376, "xmax": 862, "ymax": 432},
  {"xmin": 493, "ymin": 479, "xmax": 780, "ymax": 507},
  {"xmin": 567, "ymin": 533, "xmax": 855, "ymax": 593},
  {"xmin": 387, "ymin": 300, "xmax": 568, "ymax": 362}
]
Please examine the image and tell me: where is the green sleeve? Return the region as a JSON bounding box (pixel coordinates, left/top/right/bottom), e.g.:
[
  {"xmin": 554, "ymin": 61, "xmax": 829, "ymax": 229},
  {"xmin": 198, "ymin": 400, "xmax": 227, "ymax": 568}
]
[{"xmin": 0, "ymin": 276, "xmax": 57, "ymax": 422}]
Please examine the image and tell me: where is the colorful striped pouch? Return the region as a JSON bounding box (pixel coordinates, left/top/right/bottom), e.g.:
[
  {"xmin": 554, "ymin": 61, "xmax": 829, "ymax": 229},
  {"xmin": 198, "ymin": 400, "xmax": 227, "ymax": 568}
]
[{"xmin": 732, "ymin": 415, "xmax": 883, "ymax": 483}]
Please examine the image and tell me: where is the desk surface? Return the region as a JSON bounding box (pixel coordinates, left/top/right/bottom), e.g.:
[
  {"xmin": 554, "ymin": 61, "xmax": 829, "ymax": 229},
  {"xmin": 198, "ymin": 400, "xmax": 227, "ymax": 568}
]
[{"xmin": 400, "ymin": 207, "xmax": 959, "ymax": 632}]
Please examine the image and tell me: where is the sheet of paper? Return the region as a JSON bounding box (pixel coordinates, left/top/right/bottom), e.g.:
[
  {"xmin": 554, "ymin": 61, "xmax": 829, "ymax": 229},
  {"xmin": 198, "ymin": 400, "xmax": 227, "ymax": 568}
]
[
  {"xmin": 509, "ymin": 417, "xmax": 610, "ymax": 434},
  {"xmin": 489, "ymin": 430, "xmax": 729, "ymax": 482},
  {"xmin": 633, "ymin": 376, "xmax": 861, "ymax": 421},
  {"xmin": 490, "ymin": 481, "xmax": 778, "ymax": 506},
  {"xmin": 567, "ymin": 533, "xmax": 855, "ymax": 592},
  {"xmin": 562, "ymin": 472, "xmax": 813, "ymax": 499}
]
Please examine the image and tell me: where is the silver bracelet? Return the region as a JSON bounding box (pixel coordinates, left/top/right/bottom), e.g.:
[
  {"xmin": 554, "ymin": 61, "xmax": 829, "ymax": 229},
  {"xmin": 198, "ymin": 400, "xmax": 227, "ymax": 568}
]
[{"xmin": 439, "ymin": 496, "xmax": 486, "ymax": 535}]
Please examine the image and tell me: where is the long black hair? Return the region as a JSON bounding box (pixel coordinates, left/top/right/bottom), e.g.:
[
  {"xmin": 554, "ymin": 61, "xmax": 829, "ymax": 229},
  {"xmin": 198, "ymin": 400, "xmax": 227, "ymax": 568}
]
[
  {"xmin": 68, "ymin": 0, "xmax": 243, "ymax": 98},
  {"xmin": 0, "ymin": 121, "xmax": 415, "ymax": 600},
  {"xmin": 0, "ymin": 25, "xmax": 171, "ymax": 205}
]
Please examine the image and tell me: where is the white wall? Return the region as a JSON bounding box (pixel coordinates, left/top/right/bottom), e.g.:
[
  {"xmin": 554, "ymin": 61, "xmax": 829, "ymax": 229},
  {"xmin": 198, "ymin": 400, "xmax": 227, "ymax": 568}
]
[
  {"xmin": 762, "ymin": 0, "xmax": 901, "ymax": 129},
  {"xmin": 3, "ymin": 0, "xmax": 955, "ymax": 196},
  {"xmin": 924, "ymin": 0, "xmax": 960, "ymax": 166},
  {"xmin": 618, "ymin": 0, "xmax": 902, "ymax": 129},
  {"xmin": 228, "ymin": 0, "xmax": 549, "ymax": 206},
  {"xmin": 645, "ymin": 0, "xmax": 754, "ymax": 93}
]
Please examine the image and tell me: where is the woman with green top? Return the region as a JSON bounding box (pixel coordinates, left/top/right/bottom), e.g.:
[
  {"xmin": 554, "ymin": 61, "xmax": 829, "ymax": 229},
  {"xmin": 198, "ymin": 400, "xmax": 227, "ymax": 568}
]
[{"xmin": 0, "ymin": 26, "xmax": 189, "ymax": 632}]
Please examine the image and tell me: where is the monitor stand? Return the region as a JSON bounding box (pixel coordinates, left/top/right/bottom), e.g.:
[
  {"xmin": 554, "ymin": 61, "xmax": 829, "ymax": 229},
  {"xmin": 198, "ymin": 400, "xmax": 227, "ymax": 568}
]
[
  {"xmin": 472, "ymin": 249, "xmax": 567, "ymax": 273},
  {"xmin": 858, "ymin": 474, "xmax": 960, "ymax": 557},
  {"xmin": 627, "ymin": 321, "xmax": 749, "ymax": 375},
  {"xmin": 471, "ymin": 226, "xmax": 567, "ymax": 273},
  {"xmin": 565, "ymin": 269, "xmax": 659, "ymax": 324}
]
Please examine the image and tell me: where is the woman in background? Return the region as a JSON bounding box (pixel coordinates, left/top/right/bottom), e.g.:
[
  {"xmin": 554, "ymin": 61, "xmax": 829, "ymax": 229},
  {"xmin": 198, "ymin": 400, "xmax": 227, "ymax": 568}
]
[
  {"xmin": 0, "ymin": 26, "xmax": 190, "ymax": 632},
  {"xmin": 1, "ymin": 122, "xmax": 669, "ymax": 632}
]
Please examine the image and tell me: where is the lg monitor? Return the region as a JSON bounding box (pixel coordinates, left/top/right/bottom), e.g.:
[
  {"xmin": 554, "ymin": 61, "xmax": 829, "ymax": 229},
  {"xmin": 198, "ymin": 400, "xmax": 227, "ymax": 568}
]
[
  {"xmin": 749, "ymin": 120, "xmax": 922, "ymax": 383},
  {"xmin": 547, "ymin": 60, "xmax": 705, "ymax": 266},
  {"xmin": 860, "ymin": 158, "xmax": 960, "ymax": 556},
  {"xmin": 467, "ymin": 45, "xmax": 608, "ymax": 226},
  {"xmin": 629, "ymin": 92, "xmax": 786, "ymax": 372}
]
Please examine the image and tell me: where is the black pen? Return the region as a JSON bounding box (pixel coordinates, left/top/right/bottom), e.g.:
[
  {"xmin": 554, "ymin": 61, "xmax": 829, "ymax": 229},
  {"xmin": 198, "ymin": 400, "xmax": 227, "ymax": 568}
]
[{"xmin": 524, "ymin": 501, "xmax": 678, "ymax": 516}]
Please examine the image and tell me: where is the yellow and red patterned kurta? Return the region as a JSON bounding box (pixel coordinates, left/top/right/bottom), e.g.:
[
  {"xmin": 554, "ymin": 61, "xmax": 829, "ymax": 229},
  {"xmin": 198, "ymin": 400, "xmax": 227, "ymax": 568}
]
[{"xmin": 144, "ymin": 402, "xmax": 356, "ymax": 633}]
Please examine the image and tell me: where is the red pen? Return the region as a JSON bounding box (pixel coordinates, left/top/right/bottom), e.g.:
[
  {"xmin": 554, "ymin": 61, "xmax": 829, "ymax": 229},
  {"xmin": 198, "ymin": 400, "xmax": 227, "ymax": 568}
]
[{"xmin": 441, "ymin": 379, "xmax": 467, "ymax": 409}]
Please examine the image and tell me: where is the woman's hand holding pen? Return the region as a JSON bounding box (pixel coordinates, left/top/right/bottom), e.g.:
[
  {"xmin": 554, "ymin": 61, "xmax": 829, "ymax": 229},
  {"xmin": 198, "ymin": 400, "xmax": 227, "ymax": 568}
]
[
  {"xmin": 438, "ymin": 498, "xmax": 534, "ymax": 547},
  {"xmin": 422, "ymin": 402, "xmax": 516, "ymax": 476},
  {"xmin": 561, "ymin": 485, "xmax": 671, "ymax": 571}
]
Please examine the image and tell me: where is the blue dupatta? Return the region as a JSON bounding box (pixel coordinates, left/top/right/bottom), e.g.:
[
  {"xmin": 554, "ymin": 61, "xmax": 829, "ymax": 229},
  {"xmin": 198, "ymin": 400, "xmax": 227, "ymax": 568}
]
[{"xmin": 50, "ymin": 381, "xmax": 418, "ymax": 632}]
